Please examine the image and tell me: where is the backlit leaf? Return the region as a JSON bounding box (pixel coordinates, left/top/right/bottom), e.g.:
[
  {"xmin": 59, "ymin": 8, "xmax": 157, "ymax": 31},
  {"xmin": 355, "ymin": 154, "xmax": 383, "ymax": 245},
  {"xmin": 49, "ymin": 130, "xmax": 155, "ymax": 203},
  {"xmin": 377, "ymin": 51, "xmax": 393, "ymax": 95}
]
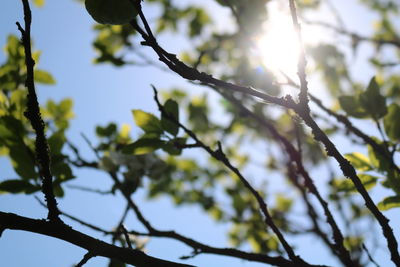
[
  {"xmin": 359, "ymin": 76, "xmax": 387, "ymax": 120},
  {"xmin": 344, "ymin": 152, "xmax": 373, "ymax": 171},
  {"xmin": 161, "ymin": 99, "xmax": 179, "ymax": 136},
  {"xmin": 34, "ymin": 69, "xmax": 55, "ymax": 84},
  {"xmin": 132, "ymin": 110, "xmax": 163, "ymax": 135},
  {"xmin": 377, "ymin": 196, "xmax": 400, "ymax": 211}
]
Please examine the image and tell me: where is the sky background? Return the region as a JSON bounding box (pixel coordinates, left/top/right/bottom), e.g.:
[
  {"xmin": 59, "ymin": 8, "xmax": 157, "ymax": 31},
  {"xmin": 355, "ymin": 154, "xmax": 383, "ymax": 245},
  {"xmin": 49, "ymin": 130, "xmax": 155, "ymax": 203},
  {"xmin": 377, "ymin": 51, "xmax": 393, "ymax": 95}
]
[{"xmin": 0, "ymin": 0, "xmax": 399, "ymax": 266}]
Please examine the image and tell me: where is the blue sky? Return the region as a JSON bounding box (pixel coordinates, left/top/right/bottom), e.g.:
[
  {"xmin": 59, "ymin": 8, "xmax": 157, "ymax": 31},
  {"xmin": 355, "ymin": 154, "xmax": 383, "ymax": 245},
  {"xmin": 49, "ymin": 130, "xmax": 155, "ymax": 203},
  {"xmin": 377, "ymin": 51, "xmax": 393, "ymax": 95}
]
[
  {"xmin": 0, "ymin": 1, "xmax": 263, "ymax": 266},
  {"xmin": 1, "ymin": 0, "xmax": 399, "ymax": 267}
]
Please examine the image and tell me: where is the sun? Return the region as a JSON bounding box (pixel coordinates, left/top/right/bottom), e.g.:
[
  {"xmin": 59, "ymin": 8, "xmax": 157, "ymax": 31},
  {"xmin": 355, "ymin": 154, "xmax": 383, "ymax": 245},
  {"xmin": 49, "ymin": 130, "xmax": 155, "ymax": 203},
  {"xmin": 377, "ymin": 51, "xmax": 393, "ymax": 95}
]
[
  {"xmin": 254, "ymin": 6, "xmax": 321, "ymax": 83},
  {"xmin": 256, "ymin": 15, "xmax": 299, "ymax": 79}
]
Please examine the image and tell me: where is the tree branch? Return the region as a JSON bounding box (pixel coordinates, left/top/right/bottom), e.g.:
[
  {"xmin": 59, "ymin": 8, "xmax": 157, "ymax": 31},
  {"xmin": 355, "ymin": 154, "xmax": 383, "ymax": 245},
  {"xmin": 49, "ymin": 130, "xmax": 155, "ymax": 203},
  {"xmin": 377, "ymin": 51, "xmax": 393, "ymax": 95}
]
[
  {"xmin": 16, "ymin": 0, "xmax": 60, "ymax": 222},
  {"xmin": 152, "ymin": 87, "xmax": 310, "ymax": 266},
  {"xmin": 129, "ymin": 229, "xmax": 329, "ymax": 267},
  {"xmin": 0, "ymin": 212, "xmax": 195, "ymax": 267},
  {"xmin": 288, "ymin": 0, "xmax": 309, "ymax": 109}
]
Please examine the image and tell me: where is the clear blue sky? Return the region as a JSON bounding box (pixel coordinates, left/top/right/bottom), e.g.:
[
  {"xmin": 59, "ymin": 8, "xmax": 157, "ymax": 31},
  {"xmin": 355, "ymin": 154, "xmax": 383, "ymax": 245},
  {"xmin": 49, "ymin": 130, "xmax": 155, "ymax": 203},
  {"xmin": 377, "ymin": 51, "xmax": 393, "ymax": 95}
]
[{"xmin": 1, "ymin": 1, "xmax": 399, "ymax": 267}]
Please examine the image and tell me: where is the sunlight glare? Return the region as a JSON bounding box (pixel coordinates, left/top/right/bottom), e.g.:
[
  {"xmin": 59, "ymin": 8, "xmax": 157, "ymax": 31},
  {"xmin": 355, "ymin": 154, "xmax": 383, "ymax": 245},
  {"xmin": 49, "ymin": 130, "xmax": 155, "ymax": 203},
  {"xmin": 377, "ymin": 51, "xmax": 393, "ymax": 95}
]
[{"xmin": 255, "ymin": 6, "xmax": 321, "ymax": 83}]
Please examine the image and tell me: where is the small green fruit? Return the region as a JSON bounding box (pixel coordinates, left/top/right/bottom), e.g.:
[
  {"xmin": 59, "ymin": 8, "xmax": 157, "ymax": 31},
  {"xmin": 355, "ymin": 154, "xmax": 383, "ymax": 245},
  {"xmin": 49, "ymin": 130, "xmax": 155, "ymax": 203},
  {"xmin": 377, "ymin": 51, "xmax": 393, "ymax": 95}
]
[{"xmin": 85, "ymin": 0, "xmax": 139, "ymax": 25}]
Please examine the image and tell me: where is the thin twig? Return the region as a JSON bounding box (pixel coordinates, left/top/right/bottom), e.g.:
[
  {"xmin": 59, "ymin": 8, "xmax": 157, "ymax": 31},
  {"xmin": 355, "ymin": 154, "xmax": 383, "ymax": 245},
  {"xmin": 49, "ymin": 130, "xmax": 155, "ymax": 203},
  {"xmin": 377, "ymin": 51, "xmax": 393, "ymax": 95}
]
[
  {"xmin": 120, "ymin": 225, "xmax": 133, "ymax": 249},
  {"xmin": 75, "ymin": 252, "xmax": 95, "ymax": 267},
  {"xmin": 152, "ymin": 86, "xmax": 308, "ymax": 266},
  {"xmin": 131, "ymin": 5, "xmax": 399, "ymax": 265},
  {"xmin": 35, "ymin": 196, "xmax": 112, "ymax": 235},
  {"xmin": 67, "ymin": 184, "xmax": 111, "ymax": 195},
  {"xmin": 288, "ymin": 0, "xmax": 309, "ymax": 109},
  {"xmin": 16, "ymin": 0, "xmax": 61, "ymax": 223},
  {"xmin": 362, "ymin": 244, "xmax": 381, "ymax": 267},
  {"xmin": 215, "ymin": 88, "xmax": 356, "ymax": 266}
]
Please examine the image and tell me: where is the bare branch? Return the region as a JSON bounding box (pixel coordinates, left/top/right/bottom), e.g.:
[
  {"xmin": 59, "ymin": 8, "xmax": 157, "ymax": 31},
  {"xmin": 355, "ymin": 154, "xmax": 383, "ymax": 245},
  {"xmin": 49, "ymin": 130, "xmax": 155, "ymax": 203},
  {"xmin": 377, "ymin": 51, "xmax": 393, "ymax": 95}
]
[
  {"xmin": 288, "ymin": 0, "xmax": 309, "ymax": 109},
  {"xmin": 152, "ymin": 87, "xmax": 310, "ymax": 266},
  {"xmin": 75, "ymin": 252, "xmax": 94, "ymax": 267},
  {"xmin": 0, "ymin": 212, "xmax": 195, "ymax": 267},
  {"xmin": 16, "ymin": 0, "xmax": 61, "ymax": 222}
]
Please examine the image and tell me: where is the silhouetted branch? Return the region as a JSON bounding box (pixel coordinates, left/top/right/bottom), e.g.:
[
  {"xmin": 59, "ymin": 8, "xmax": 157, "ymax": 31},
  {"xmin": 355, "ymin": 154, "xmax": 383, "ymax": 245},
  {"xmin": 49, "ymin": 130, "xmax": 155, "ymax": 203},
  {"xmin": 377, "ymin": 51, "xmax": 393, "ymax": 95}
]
[
  {"xmin": 0, "ymin": 212, "xmax": 194, "ymax": 267},
  {"xmin": 131, "ymin": 6, "xmax": 399, "ymax": 263},
  {"xmin": 129, "ymin": 229, "xmax": 329, "ymax": 267},
  {"xmin": 288, "ymin": 0, "xmax": 309, "ymax": 109},
  {"xmin": 152, "ymin": 87, "xmax": 310, "ymax": 266},
  {"xmin": 291, "ymin": 100, "xmax": 400, "ymax": 266},
  {"xmin": 75, "ymin": 252, "xmax": 94, "ymax": 267},
  {"xmin": 16, "ymin": 0, "xmax": 60, "ymax": 222},
  {"xmin": 129, "ymin": 12, "xmax": 293, "ymax": 108},
  {"xmin": 216, "ymin": 88, "xmax": 355, "ymax": 266},
  {"xmin": 35, "ymin": 196, "xmax": 112, "ymax": 235},
  {"xmin": 283, "ymin": 75, "xmax": 400, "ymax": 175}
]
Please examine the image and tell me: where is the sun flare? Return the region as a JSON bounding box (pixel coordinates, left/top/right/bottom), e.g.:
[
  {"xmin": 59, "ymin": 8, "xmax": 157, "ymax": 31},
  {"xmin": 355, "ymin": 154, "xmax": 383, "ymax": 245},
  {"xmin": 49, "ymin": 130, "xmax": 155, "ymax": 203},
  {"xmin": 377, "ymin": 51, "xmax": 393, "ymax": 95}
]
[{"xmin": 254, "ymin": 6, "xmax": 321, "ymax": 82}]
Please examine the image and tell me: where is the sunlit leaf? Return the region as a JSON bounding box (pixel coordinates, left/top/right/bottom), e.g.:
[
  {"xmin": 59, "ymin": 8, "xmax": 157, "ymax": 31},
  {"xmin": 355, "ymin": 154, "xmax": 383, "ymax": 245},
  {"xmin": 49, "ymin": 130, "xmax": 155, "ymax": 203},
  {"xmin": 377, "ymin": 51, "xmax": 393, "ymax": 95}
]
[
  {"xmin": 122, "ymin": 138, "xmax": 165, "ymax": 155},
  {"xmin": 34, "ymin": 69, "xmax": 55, "ymax": 84},
  {"xmin": 377, "ymin": 196, "xmax": 400, "ymax": 211},
  {"xmin": 333, "ymin": 174, "xmax": 378, "ymax": 193},
  {"xmin": 132, "ymin": 109, "xmax": 163, "ymax": 135},
  {"xmin": 344, "ymin": 152, "xmax": 373, "ymax": 171}
]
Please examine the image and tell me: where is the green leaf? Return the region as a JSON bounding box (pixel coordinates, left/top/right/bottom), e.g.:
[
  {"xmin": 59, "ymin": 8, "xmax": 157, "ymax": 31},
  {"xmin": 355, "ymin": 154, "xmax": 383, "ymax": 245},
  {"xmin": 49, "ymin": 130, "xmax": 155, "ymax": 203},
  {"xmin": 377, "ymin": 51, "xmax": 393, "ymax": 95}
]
[
  {"xmin": 161, "ymin": 99, "xmax": 179, "ymax": 136},
  {"xmin": 382, "ymin": 170, "xmax": 400, "ymax": 195},
  {"xmin": 359, "ymin": 76, "xmax": 387, "ymax": 120},
  {"xmin": 368, "ymin": 142, "xmax": 390, "ymax": 172},
  {"xmin": 9, "ymin": 143, "xmax": 37, "ymax": 179},
  {"xmin": 53, "ymin": 183, "xmax": 64, "ymax": 197},
  {"xmin": 384, "ymin": 103, "xmax": 400, "ymax": 141},
  {"xmin": 163, "ymin": 137, "xmax": 187, "ymax": 155},
  {"xmin": 96, "ymin": 123, "xmax": 117, "ymax": 138},
  {"xmin": 132, "ymin": 110, "xmax": 163, "ymax": 135},
  {"xmin": 122, "ymin": 138, "xmax": 165, "ymax": 155},
  {"xmin": 99, "ymin": 156, "xmax": 119, "ymax": 172},
  {"xmin": 0, "ymin": 116, "xmax": 26, "ymax": 141},
  {"xmin": 377, "ymin": 196, "xmax": 400, "ymax": 211},
  {"xmin": 52, "ymin": 161, "xmax": 74, "ymax": 181},
  {"xmin": 48, "ymin": 131, "xmax": 66, "ymax": 155},
  {"xmin": 338, "ymin": 95, "xmax": 368, "ymax": 118},
  {"xmin": 333, "ymin": 174, "xmax": 378, "ymax": 193},
  {"xmin": 0, "ymin": 179, "xmax": 38, "ymax": 194},
  {"xmin": 275, "ymin": 194, "xmax": 293, "ymax": 212},
  {"xmin": 43, "ymin": 98, "xmax": 74, "ymax": 130},
  {"xmin": 5, "ymin": 35, "xmax": 22, "ymax": 58},
  {"xmin": 34, "ymin": 69, "xmax": 56, "ymax": 84},
  {"xmin": 344, "ymin": 152, "xmax": 373, "ymax": 171},
  {"xmin": 121, "ymin": 171, "xmax": 141, "ymax": 195}
]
